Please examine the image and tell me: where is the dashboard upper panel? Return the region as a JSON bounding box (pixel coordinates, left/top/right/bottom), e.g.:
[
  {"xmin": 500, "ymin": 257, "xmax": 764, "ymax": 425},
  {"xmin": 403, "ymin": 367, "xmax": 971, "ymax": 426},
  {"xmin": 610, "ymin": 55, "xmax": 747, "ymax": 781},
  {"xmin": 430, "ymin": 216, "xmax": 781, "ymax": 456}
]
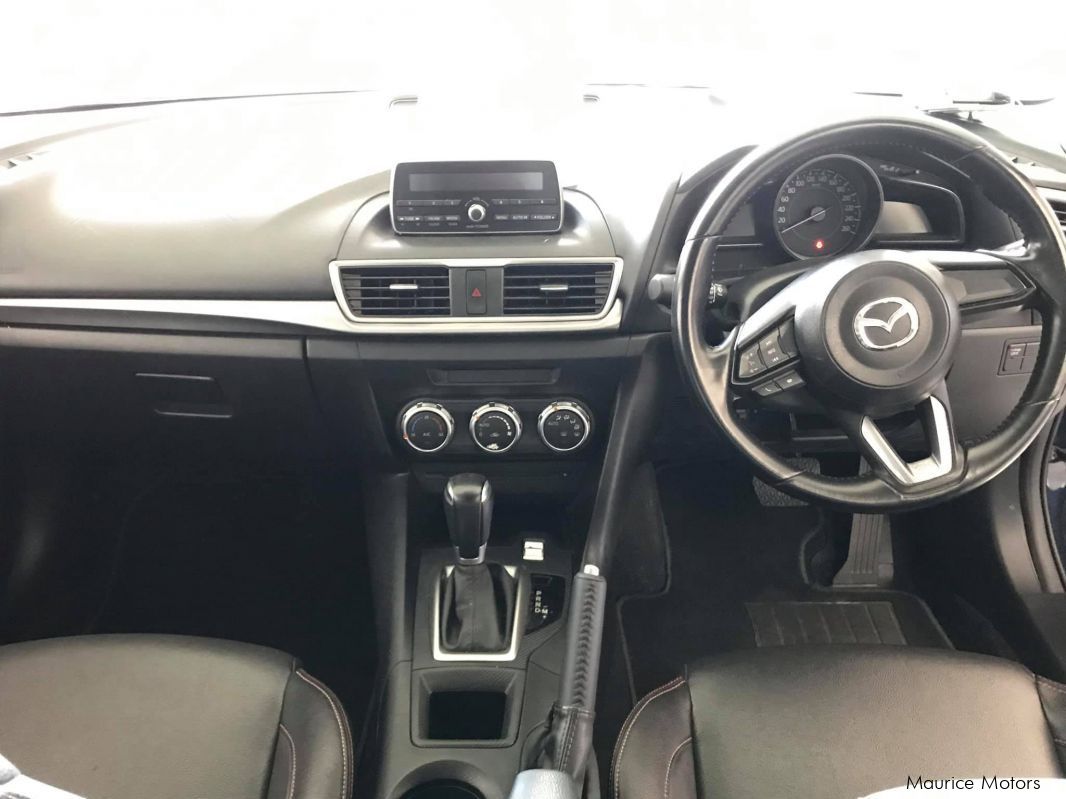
[
  {"xmin": 0, "ymin": 89, "xmax": 1058, "ymax": 342},
  {"xmin": 0, "ymin": 92, "xmax": 675, "ymax": 307}
]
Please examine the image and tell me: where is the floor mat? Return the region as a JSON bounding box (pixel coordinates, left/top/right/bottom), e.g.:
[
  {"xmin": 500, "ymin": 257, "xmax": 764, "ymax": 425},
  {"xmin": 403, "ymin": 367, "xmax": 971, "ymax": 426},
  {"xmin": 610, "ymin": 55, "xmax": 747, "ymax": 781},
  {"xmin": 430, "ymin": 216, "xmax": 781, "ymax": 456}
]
[
  {"xmin": 748, "ymin": 600, "xmax": 906, "ymax": 646},
  {"xmin": 91, "ymin": 472, "xmax": 376, "ymax": 728},
  {"xmin": 620, "ymin": 461, "xmax": 951, "ymax": 697}
]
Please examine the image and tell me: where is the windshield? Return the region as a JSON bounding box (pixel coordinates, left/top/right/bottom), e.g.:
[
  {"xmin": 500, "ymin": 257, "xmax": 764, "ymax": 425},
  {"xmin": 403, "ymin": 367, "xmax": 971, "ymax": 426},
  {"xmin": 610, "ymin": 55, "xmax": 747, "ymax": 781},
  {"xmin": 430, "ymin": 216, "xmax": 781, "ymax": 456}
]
[{"xmin": 5, "ymin": 0, "xmax": 1066, "ymax": 113}]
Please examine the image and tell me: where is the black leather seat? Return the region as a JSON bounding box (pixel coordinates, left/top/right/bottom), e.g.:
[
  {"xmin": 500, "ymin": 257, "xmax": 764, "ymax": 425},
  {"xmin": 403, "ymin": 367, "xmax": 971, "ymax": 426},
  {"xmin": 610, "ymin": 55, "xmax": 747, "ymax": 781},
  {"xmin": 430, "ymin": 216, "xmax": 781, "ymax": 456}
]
[
  {"xmin": 612, "ymin": 647, "xmax": 1066, "ymax": 799},
  {"xmin": 0, "ymin": 635, "xmax": 353, "ymax": 799}
]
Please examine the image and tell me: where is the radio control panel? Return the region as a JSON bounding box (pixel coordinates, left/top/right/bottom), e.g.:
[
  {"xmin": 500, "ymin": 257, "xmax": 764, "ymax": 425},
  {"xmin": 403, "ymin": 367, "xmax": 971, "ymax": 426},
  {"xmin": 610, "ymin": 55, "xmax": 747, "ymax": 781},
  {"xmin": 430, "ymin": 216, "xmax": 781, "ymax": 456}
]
[{"xmin": 391, "ymin": 160, "xmax": 563, "ymax": 235}]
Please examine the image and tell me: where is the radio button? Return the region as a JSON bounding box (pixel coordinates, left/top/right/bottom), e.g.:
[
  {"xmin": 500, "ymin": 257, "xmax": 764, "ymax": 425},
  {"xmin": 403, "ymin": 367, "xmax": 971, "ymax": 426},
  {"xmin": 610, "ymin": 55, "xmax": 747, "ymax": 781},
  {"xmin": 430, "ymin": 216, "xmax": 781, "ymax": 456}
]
[
  {"xmin": 444, "ymin": 215, "xmax": 460, "ymax": 223},
  {"xmin": 467, "ymin": 203, "xmax": 487, "ymax": 223},
  {"xmin": 511, "ymin": 213, "xmax": 530, "ymax": 221},
  {"xmin": 443, "ymin": 199, "xmax": 461, "ymax": 206},
  {"xmin": 531, "ymin": 213, "xmax": 558, "ymax": 221}
]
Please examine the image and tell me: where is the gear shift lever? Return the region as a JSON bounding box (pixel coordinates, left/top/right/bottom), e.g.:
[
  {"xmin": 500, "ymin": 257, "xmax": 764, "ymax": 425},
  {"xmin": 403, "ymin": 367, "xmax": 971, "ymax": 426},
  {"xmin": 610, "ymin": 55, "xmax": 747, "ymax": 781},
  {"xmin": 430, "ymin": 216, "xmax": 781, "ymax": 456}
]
[
  {"xmin": 439, "ymin": 474, "xmax": 519, "ymax": 654},
  {"xmin": 444, "ymin": 473, "xmax": 494, "ymax": 564}
]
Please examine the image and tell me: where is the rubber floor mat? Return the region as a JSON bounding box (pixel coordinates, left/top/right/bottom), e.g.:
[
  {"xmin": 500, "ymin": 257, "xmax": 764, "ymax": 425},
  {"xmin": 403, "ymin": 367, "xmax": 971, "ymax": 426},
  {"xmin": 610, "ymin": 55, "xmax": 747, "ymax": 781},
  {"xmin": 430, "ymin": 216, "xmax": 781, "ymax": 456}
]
[
  {"xmin": 620, "ymin": 462, "xmax": 953, "ymax": 698},
  {"xmin": 746, "ymin": 600, "xmax": 906, "ymax": 647}
]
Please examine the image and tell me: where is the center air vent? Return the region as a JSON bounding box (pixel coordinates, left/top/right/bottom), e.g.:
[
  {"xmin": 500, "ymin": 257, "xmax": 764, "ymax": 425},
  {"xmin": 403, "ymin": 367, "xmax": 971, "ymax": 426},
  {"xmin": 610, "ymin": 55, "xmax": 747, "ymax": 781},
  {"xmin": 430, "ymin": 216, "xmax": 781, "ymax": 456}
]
[
  {"xmin": 338, "ymin": 265, "xmax": 450, "ymax": 317},
  {"xmin": 502, "ymin": 262, "xmax": 615, "ymax": 316}
]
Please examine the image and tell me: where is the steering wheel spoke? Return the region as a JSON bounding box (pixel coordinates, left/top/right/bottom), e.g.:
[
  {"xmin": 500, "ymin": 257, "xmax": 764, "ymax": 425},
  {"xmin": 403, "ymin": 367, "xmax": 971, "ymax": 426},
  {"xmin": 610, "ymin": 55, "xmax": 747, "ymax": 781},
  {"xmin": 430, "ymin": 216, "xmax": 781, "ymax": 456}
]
[
  {"xmin": 831, "ymin": 382, "xmax": 961, "ymax": 489},
  {"xmin": 923, "ymin": 248, "xmax": 1036, "ymax": 314}
]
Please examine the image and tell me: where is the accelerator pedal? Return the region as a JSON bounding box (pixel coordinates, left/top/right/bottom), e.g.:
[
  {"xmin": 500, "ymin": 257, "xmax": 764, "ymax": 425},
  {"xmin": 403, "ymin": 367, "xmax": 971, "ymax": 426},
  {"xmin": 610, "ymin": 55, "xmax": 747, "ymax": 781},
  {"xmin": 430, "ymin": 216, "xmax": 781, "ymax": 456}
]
[{"xmin": 834, "ymin": 512, "xmax": 894, "ymax": 588}]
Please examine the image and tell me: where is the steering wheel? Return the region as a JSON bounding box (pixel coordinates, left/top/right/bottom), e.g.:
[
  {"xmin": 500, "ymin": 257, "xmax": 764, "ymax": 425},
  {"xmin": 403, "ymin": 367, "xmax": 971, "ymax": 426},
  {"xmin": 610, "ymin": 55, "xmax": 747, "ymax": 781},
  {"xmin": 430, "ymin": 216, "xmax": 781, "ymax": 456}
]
[{"xmin": 674, "ymin": 116, "xmax": 1066, "ymax": 510}]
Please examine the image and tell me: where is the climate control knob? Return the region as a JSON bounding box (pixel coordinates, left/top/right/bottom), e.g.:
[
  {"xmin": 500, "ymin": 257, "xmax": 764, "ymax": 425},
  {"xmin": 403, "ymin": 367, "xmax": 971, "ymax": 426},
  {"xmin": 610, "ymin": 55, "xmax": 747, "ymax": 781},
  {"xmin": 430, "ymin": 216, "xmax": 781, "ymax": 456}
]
[
  {"xmin": 537, "ymin": 401, "xmax": 592, "ymax": 453},
  {"xmin": 400, "ymin": 402, "xmax": 455, "ymax": 453},
  {"xmin": 470, "ymin": 402, "xmax": 522, "ymax": 453}
]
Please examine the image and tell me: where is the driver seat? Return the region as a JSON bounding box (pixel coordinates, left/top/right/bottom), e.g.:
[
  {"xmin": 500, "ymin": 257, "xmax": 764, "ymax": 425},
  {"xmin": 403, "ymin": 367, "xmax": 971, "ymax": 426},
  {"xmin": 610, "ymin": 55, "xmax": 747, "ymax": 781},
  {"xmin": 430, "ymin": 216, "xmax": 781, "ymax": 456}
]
[{"xmin": 612, "ymin": 646, "xmax": 1066, "ymax": 799}]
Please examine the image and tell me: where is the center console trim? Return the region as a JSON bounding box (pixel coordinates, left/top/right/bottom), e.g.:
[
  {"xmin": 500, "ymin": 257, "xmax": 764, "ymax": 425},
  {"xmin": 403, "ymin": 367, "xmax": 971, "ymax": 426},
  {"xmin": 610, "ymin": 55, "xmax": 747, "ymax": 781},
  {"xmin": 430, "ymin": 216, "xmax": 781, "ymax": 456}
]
[{"xmin": 432, "ymin": 564, "xmax": 527, "ymax": 662}]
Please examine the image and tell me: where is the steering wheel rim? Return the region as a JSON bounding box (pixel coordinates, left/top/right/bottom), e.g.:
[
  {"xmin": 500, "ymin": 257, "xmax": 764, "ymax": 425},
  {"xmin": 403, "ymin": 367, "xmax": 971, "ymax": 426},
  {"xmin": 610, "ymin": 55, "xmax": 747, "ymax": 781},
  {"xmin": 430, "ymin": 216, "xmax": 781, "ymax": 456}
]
[{"xmin": 674, "ymin": 115, "xmax": 1066, "ymax": 511}]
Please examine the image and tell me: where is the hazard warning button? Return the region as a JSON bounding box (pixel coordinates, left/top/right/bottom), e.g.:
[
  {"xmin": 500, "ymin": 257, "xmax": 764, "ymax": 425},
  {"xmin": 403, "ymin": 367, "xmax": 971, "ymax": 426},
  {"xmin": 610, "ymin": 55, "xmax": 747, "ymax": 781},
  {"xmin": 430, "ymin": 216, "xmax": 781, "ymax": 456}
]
[{"xmin": 466, "ymin": 269, "xmax": 487, "ymax": 315}]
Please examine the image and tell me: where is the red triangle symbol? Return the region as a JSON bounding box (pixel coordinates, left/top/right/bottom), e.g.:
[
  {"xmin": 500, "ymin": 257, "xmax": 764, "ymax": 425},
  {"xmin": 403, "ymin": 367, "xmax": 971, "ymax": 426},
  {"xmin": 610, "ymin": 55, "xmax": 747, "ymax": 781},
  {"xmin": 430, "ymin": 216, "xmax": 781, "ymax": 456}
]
[{"xmin": 471, "ymin": 288, "xmax": 482, "ymax": 298}]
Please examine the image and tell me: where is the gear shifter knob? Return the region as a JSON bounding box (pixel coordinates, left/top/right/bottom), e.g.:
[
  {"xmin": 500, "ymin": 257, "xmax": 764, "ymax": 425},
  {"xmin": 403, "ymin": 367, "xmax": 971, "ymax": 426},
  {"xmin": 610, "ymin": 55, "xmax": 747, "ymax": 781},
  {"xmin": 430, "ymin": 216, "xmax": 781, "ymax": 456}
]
[{"xmin": 444, "ymin": 474, "xmax": 494, "ymax": 564}]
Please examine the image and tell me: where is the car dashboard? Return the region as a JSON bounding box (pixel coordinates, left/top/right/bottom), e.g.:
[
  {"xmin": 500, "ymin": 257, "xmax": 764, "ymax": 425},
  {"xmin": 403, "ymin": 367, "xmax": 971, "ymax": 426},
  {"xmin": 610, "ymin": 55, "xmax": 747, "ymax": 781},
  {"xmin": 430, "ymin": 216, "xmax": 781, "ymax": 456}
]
[{"xmin": 0, "ymin": 89, "xmax": 1060, "ymax": 473}]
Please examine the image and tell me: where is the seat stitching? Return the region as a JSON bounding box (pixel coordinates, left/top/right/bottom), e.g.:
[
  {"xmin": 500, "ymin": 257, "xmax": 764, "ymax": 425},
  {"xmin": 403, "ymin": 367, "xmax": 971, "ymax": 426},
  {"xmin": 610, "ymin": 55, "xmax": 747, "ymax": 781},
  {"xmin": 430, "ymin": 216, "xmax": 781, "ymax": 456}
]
[
  {"xmin": 561, "ymin": 712, "xmax": 577, "ymax": 770},
  {"xmin": 279, "ymin": 723, "xmax": 297, "ymax": 799},
  {"xmin": 663, "ymin": 737, "xmax": 692, "ymax": 799},
  {"xmin": 611, "ymin": 677, "xmax": 686, "ymax": 799},
  {"xmin": 296, "ymin": 670, "xmax": 350, "ymax": 799},
  {"xmin": 1037, "ymin": 677, "xmax": 1066, "ymax": 698}
]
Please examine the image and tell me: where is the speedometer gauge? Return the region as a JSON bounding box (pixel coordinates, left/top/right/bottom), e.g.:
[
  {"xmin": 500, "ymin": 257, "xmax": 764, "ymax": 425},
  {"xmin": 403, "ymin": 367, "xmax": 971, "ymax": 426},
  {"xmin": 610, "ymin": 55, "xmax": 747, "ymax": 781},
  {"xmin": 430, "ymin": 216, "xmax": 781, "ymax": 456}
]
[{"xmin": 772, "ymin": 155, "xmax": 882, "ymax": 259}]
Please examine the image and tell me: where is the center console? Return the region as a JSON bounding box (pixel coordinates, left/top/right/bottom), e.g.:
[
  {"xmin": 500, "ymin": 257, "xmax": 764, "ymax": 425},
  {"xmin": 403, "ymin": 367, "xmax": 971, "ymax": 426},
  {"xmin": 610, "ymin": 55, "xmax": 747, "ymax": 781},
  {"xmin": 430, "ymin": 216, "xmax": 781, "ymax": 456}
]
[
  {"xmin": 377, "ymin": 474, "xmax": 573, "ymax": 799},
  {"xmin": 305, "ymin": 158, "xmax": 669, "ymax": 799}
]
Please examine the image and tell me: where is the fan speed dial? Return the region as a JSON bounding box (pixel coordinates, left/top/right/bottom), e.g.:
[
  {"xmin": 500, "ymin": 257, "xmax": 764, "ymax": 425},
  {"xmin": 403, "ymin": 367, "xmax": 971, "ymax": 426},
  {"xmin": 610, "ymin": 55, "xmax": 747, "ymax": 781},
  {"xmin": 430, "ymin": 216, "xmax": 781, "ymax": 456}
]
[
  {"xmin": 537, "ymin": 401, "xmax": 592, "ymax": 453},
  {"xmin": 470, "ymin": 402, "xmax": 522, "ymax": 453}
]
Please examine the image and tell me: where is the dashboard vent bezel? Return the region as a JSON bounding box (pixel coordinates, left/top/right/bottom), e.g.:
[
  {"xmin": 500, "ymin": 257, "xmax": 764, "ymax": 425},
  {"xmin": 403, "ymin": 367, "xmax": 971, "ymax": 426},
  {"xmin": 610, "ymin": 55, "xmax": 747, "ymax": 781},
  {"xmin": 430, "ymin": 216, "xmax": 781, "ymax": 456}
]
[
  {"xmin": 502, "ymin": 262, "xmax": 616, "ymax": 316},
  {"xmin": 1040, "ymin": 188, "xmax": 1066, "ymax": 235},
  {"xmin": 328, "ymin": 256, "xmax": 623, "ymax": 331},
  {"xmin": 336, "ymin": 264, "xmax": 451, "ymax": 318}
]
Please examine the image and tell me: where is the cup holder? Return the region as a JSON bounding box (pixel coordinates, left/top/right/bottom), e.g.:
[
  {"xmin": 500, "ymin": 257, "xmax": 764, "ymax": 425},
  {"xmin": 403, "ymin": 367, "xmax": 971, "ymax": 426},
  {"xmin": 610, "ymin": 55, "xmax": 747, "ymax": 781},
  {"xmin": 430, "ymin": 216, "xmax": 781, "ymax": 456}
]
[{"xmin": 402, "ymin": 781, "xmax": 484, "ymax": 799}]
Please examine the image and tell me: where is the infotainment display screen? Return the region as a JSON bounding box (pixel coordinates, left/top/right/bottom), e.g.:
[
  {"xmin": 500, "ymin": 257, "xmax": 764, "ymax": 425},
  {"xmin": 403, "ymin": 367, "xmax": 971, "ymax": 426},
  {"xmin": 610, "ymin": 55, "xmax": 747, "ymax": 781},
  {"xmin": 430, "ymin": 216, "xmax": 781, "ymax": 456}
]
[{"xmin": 409, "ymin": 172, "xmax": 544, "ymax": 192}]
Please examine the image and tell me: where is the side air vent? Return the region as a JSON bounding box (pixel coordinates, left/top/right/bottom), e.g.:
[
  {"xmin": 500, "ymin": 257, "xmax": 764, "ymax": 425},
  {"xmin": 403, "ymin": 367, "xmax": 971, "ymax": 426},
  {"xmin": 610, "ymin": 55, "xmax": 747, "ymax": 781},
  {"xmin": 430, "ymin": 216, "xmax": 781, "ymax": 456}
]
[
  {"xmin": 502, "ymin": 262, "xmax": 615, "ymax": 316},
  {"xmin": 337, "ymin": 265, "xmax": 450, "ymax": 317},
  {"xmin": 1048, "ymin": 198, "xmax": 1066, "ymax": 232}
]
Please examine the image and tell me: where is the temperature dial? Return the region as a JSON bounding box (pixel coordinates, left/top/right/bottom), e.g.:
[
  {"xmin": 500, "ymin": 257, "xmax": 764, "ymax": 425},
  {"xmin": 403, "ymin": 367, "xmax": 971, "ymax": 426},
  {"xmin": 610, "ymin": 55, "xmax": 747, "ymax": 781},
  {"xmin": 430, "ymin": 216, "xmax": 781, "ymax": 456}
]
[
  {"xmin": 400, "ymin": 402, "xmax": 454, "ymax": 453},
  {"xmin": 470, "ymin": 402, "xmax": 522, "ymax": 454},
  {"xmin": 537, "ymin": 401, "xmax": 592, "ymax": 453}
]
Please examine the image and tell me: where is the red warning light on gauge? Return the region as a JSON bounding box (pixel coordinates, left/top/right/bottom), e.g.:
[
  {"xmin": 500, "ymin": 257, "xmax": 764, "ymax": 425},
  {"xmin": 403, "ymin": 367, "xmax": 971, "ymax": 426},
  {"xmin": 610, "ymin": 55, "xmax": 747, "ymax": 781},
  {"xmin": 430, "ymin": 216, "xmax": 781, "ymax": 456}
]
[{"xmin": 814, "ymin": 239, "xmax": 825, "ymax": 251}]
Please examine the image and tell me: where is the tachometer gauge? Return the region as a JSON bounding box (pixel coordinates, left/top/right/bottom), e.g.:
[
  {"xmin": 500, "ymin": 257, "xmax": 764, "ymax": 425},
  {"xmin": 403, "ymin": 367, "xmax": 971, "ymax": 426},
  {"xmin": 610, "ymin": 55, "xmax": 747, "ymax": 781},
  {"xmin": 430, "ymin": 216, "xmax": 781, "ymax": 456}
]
[{"xmin": 772, "ymin": 155, "xmax": 882, "ymax": 259}]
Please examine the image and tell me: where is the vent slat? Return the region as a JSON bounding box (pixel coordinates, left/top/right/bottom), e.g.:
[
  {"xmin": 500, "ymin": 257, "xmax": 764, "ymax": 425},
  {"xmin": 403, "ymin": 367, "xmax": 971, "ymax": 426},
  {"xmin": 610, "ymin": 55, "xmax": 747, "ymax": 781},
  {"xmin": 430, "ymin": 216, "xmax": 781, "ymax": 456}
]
[
  {"xmin": 338, "ymin": 265, "xmax": 451, "ymax": 317},
  {"xmin": 502, "ymin": 263, "xmax": 614, "ymax": 316}
]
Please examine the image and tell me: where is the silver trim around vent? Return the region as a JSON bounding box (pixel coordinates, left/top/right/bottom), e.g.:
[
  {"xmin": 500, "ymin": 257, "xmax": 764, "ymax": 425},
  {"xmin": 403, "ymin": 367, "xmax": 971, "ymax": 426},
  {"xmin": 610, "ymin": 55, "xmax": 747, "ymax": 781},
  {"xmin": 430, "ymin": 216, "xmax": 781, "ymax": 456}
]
[
  {"xmin": 1040, "ymin": 187, "xmax": 1066, "ymax": 227},
  {"xmin": 329, "ymin": 256, "xmax": 623, "ymax": 329}
]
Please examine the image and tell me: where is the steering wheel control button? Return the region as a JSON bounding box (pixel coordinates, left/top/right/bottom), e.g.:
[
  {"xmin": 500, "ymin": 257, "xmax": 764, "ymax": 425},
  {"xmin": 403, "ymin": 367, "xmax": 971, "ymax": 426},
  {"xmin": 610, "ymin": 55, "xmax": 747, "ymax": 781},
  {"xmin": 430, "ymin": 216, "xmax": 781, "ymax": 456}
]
[
  {"xmin": 753, "ymin": 381, "xmax": 782, "ymax": 397},
  {"xmin": 470, "ymin": 402, "xmax": 522, "ymax": 453},
  {"xmin": 758, "ymin": 332, "xmax": 788, "ymax": 367},
  {"xmin": 400, "ymin": 402, "xmax": 455, "ymax": 453},
  {"xmin": 777, "ymin": 319, "xmax": 799, "ymax": 358},
  {"xmin": 538, "ymin": 401, "xmax": 592, "ymax": 453},
  {"xmin": 737, "ymin": 347, "xmax": 767, "ymax": 379},
  {"xmin": 774, "ymin": 371, "xmax": 806, "ymax": 391}
]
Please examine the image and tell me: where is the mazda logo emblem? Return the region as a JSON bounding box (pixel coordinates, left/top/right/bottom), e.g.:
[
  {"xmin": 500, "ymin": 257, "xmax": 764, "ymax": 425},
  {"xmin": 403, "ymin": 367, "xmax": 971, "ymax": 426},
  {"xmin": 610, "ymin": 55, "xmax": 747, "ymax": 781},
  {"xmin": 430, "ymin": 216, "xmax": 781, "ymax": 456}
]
[{"xmin": 853, "ymin": 297, "xmax": 919, "ymax": 350}]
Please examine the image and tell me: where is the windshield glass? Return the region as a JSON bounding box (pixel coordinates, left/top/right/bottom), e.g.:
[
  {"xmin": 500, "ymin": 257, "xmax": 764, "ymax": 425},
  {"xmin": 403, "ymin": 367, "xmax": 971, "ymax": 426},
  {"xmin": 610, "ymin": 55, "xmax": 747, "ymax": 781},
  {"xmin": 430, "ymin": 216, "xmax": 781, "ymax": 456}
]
[{"xmin": 5, "ymin": 0, "xmax": 1065, "ymax": 113}]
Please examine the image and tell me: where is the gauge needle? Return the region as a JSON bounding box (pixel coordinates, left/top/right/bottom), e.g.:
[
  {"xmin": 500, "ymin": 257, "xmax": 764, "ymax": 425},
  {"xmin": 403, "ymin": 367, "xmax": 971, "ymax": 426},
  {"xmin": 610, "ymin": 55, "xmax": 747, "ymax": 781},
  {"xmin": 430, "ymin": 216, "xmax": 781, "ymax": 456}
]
[{"xmin": 780, "ymin": 206, "xmax": 828, "ymax": 235}]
